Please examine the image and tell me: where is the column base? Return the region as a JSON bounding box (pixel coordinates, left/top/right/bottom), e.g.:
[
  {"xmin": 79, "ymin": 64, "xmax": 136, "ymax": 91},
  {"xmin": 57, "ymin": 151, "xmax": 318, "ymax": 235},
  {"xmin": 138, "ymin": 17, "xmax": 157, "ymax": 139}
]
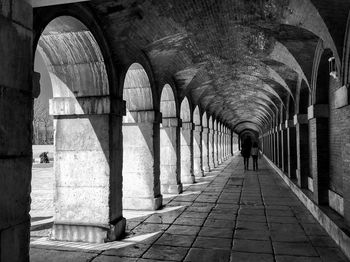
[
  {"xmin": 123, "ymin": 195, "xmax": 163, "ymax": 210},
  {"xmin": 51, "ymin": 217, "xmax": 126, "ymax": 243},
  {"xmin": 208, "ymin": 162, "xmax": 215, "ymax": 170},
  {"xmin": 296, "ymin": 169, "xmax": 303, "ymax": 188},
  {"xmin": 203, "ymin": 166, "xmax": 210, "ymax": 172},
  {"xmin": 182, "ymin": 173, "xmax": 196, "ymax": 184},
  {"xmin": 194, "ymin": 170, "xmax": 205, "ymax": 178},
  {"xmin": 161, "ymin": 183, "xmax": 183, "ymax": 194}
]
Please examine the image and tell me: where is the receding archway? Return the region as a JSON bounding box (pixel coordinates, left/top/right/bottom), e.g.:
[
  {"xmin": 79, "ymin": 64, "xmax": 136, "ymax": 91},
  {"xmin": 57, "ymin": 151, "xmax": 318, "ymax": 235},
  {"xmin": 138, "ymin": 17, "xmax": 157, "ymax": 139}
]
[
  {"xmin": 122, "ymin": 63, "xmax": 162, "ymax": 210},
  {"xmin": 159, "ymin": 84, "xmax": 182, "ymax": 194}
]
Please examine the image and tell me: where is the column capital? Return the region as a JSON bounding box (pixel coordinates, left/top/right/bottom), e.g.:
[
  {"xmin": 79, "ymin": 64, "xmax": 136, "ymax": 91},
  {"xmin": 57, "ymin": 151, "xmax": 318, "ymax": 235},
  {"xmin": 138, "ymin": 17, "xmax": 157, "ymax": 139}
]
[
  {"xmin": 194, "ymin": 125, "xmax": 203, "ymax": 132},
  {"xmin": 285, "ymin": 120, "xmax": 294, "ymax": 128},
  {"xmin": 124, "ymin": 110, "xmax": 161, "ymax": 123},
  {"xmin": 182, "ymin": 121, "xmax": 195, "ymax": 130},
  {"xmin": 162, "ymin": 117, "xmax": 182, "ymax": 128},
  {"xmin": 279, "ymin": 123, "xmax": 285, "ymax": 131},
  {"xmin": 293, "ymin": 114, "xmax": 308, "ymax": 125},
  {"xmin": 50, "ymin": 96, "xmax": 126, "ymax": 116},
  {"xmin": 307, "ymin": 104, "xmax": 329, "ymax": 120}
]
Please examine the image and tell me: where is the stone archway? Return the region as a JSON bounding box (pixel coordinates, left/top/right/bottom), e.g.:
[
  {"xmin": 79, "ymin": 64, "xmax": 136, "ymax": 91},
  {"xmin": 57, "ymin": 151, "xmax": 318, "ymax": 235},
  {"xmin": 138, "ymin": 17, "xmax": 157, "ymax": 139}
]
[
  {"xmin": 159, "ymin": 84, "xmax": 182, "ymax": 194},
  {"xmin": 34, "ymin": 15, "xmax": 125, "ymax": 243},
  {"xmin": 201, "ymin": 112, "xmax": 210, "ymax": 172},
  {"xmin": 310, "ymin": 46, "xmax": 333, "ymax": 206},
  {"xmin": 180, "ymin": 97, "xmax": 195, "ymax": 184},
  {"xmin": 122, "ymin": 63, "xmax": 162, "ymax": 210},
  {"xmin": 193, "ymin": 106, "xmax": 204, "ymax": 178}
]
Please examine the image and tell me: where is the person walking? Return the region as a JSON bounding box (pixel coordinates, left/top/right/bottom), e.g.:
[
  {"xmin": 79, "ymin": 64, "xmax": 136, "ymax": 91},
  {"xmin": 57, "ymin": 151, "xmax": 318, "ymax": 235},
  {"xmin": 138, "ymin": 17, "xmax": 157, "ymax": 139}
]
[
  {"xmin": 251, "ymin": 142, "xmax": 259, "ymax": 171},
  {"xmin": 241, "ymin": 139, "xmax": 252, "ymax": 170}
]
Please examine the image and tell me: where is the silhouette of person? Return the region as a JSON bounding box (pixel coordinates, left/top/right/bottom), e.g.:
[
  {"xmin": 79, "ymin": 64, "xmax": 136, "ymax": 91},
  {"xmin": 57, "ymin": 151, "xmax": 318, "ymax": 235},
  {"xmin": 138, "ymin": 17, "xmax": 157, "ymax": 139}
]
[
  {"xmin": 241, "ymin": 138, "xmax": 252, "ymax": 170},
  {"xmin": 251, "ymin": 142, "xmax": 259, "ymax": 171}
]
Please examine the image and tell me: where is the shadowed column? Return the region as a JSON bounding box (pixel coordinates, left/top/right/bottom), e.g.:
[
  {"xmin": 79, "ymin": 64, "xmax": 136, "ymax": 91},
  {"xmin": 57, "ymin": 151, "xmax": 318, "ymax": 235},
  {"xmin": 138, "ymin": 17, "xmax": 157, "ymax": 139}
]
[
  {"xmin": 181, "ymin": 122, "xmax": 195, "ymax": 183},
  {"xmin": 123, "ymin": 110, "xmax": 162, "ymax": 210},
  {"xmin": 208, "ymin": 127, "xmax": 215, "ymax": 169},
  {"xmin": 294, "ymin": 114, "xmax": 309, "ymax": 189},
  {"xmin": 202, "ymin": 127, "xmax": 210, "ymax": 172},
  {"xmin": 281, "ymin": 123, "xmax": 288, "ymax": 173},
  {"xmin": 160, "ymin": 117, "xmax": 183, "ymax": 194},
  {"xmin": 286, "ymin": 120, "xmax": 297, "ymax": 179},
  {"xmin": 214, "ymin": 125, "xmax": 219, "ymax": 167},
  {"xmin": 193, "ymin": 124, "xmax": 204, "ymax": 177},
  {"xmin": 308, "ymin": 104, "xmax": 329, "ymax": 204},
  {"xmin": 51, "ymin": 97, "xmax": 126, "ymax": 242}
]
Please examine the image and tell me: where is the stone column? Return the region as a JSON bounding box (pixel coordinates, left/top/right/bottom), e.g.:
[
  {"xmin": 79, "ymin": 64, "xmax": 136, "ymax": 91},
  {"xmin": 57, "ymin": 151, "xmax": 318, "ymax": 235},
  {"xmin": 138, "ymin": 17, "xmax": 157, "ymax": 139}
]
[
  {"xmin": 267, "ymin": 132, "xmax": 271, "ymax": 159},
  {"xmin": 286, "ymin": 120, "xmax": 297, "ymax": 179},
  {"xmin": 208, "ymin": 128, "xmax": 215, "ymax": 169},
  {"xmin": 308, "ymin": 104, "xmax": 329, "ymax": 204},
  {"xmin": 160, "ymin": 117, "xmax": 183, "ymax": 194},
  {"xmin": 223, "ymin": 128, "xmax": 226, "ymax": 160},
  {"xmin": 281, "ymin": 123, "xmax": 288, "ymax": 173},
  {"xmin": 202, "ymin": 127, "xmax": 210, "ymax": 172},
  {"xmin": 270, "ymin": 129, "xmax": 276, "ymax": 163},
  {"xmin": 265, "ymin": 134, "xmax": 268, "ymax": 155},
  {"xmin": 274, "ymin": 128, "xmax": 279, "ymax": 165},
  {"xmin": 218, "ymin": 127, "xmax": 222, "ymax": 164},
  {"xmin": 294, "ymin": 114, "xmax": 309, "ymax": 189},
  {"xmin": 277, "ymin": 126, "xmax": 283, "ymax": 168},
  {"xmin": 222, "ymin": 128, "xmax": 226, "ymax": 159},
  {"xmin": 214, "ymin": 129, "xmax": 219, "ymax": 167},
  {"xmin": 270, "ymin": 131, "xmax": 273, "ymax": 160},
  {"xmin": 50, "ymin": 96, "xmax": 126, "ymax": 243},
  {"xmin": 344, "ymin": 143, "xmax": 350, "ymax": 226},
  {"xmin": 123, "ymin": 110, "xmax": 162, "ymax": 210},
  {"xmin": 224, "ymin": 128, "xmax": 228, "ymax": 159},
  {"xmin": 229, "ymin": 130, "xmax": 232, "ymax": 155},
  {"xmin": 181, "ymin": 122, "xmax": 195, "ymax": 183},
  {"xmin": 193, "ymin": 124, "xmax": 204, "ymax": 177},
  {"xmin": 0, "ymin": 2, "xmax": 33, "ymax": 260}
]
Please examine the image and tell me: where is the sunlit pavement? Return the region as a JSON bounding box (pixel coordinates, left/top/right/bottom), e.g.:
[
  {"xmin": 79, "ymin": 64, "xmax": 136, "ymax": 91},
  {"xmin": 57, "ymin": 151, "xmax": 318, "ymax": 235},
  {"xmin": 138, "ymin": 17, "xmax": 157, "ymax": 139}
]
[{"xmin": 30, "ymin": 156, "xmax": 349, "ymax": 262}]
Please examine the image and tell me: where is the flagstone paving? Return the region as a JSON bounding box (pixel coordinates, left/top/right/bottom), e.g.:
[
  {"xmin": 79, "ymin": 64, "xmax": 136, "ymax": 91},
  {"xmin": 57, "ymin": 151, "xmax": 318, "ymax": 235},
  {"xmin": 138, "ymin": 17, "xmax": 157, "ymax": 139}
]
[{"xmin": 30, "ymin": 156, "xmax": 349, "ymax": 262}]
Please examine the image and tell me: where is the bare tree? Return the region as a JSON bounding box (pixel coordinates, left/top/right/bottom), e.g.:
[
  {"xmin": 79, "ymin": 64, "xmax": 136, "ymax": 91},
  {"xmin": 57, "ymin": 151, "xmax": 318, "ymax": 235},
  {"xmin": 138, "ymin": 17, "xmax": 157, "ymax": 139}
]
[{"xmin": 33, "ymin": 99, "xmax": 52, "ymax": 144}]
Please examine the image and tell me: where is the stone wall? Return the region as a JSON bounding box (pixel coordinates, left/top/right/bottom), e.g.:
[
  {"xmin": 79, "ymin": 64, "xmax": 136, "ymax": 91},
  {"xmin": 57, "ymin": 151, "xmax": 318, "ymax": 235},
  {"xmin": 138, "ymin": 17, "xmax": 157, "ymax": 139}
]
[{"xmin": 0, "ymin": 1, "xmax": 33, "ymax": 261}]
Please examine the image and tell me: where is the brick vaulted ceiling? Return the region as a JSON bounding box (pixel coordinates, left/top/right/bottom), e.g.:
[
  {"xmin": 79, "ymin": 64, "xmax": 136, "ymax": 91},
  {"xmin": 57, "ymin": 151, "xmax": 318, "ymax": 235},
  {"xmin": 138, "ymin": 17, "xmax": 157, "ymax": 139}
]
[{"xmin": 86, "ymin": 0, "xmax": 350, "ymax": 134}]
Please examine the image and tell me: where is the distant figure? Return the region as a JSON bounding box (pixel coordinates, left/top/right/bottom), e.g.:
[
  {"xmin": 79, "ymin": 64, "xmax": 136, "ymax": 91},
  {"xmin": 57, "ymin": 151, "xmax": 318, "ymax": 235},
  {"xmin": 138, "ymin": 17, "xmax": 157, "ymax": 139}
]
[
  {"xmin": 39, "ymin": 152, "xmax": 50, "ymax": 163},
  {"xmin": 251, "ymin": 142, "xmax": 259, "ymax": 171},
  {"xmin": 241, "ymin": 139, "xmax": 252, "ymax": 170}
]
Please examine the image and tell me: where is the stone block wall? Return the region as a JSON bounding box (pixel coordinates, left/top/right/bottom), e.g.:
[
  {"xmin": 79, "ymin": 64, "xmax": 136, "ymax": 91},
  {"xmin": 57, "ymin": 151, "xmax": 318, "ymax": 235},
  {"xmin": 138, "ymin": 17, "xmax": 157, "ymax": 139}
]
[{"xmin": 0, "ymin": 1, "xmax": 33, "ymax": 261}]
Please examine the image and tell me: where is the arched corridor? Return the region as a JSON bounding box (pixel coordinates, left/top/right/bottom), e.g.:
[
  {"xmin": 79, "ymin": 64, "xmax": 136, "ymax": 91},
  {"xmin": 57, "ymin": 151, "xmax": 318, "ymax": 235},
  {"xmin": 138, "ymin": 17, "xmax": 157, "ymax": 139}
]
[{"xmin": 1, "ymin": 0, "xmax": 350, "ymax": 261}]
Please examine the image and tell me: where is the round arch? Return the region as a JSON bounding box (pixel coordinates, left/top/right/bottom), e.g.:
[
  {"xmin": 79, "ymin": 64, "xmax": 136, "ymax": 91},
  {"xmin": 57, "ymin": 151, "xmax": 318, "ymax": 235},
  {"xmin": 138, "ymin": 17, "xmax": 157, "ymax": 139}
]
[
  {"xmin": 160, "ymin": 84, "xmax": 177, "ymax": 118},
  {"xmin": 32, "ymin": 12, "xmax": 125, "ymax": 243},
  {"xmin": 123, "ymin": 63, "xmax": 153, "ymax": 123},
  {"xmin": 180, "ymin": 97, "xmax": 191, "ymax": 122},
  {"xmin": 35, "ymin": 16, "xmax": 109, "ymax": 98},
  {"xmin": 202, "ymin": 112, "xmax": 208, "ymax": 128},
  {"xmin": 193, "ymin": 106, "xmax": 201, "ymax": 126},
  {"xmin": 33, "ymin": 6, "xmax": 117, "ymax": 96}
]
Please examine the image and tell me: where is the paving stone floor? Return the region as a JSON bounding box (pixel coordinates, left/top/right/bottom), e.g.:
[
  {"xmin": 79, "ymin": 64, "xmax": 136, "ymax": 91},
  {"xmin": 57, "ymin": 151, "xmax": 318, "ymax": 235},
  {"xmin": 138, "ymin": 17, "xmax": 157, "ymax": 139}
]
[{"xmin": 30, "ymin": 156, "xmax": 350, "ymax": 262}]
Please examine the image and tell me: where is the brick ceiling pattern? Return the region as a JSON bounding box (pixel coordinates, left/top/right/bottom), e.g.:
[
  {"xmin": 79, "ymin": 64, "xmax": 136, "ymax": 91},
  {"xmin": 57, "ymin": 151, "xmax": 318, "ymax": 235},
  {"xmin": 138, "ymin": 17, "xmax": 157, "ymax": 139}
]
[{"xmin": 89, "ymin": 0, "xmax": 350, "ymax": 133}]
